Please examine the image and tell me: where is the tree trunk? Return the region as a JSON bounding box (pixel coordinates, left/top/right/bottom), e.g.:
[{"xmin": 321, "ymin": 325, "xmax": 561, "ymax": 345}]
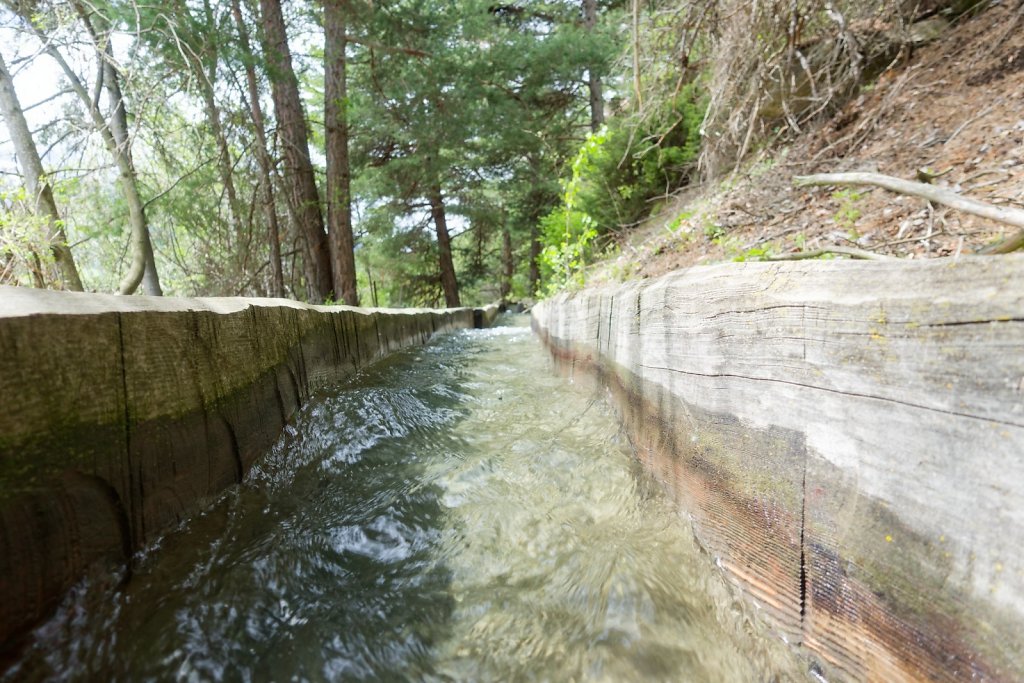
[
  {"xmin": 258, "ymin": 0, "xmax": 333, "ymax": 303},
  {"xmin": 528, "ymin": 220, "xmax": 541, "ymax": 295},
  {"xmin": 230, "ymin": 0, "xmax": 284, "ymax": 297},
  {"xmin": 100, "ymin": 35, "xmax": 162, "ymax": 296},
  {"xmin": 582, "ymin": 0, "xmax": 604, "ymax": 132},
  {"xmin": 28, "ymin": 250, "xmax": 46, "ymax": 288},
  {"xmin": 364, "ymin": 259, "xmax": 379, "ymax": 307},
  {"xmin": 500, "ymin": 227, "xmax": 513, "ymax": 302},
  {"xmin": 324, "ymin": 0, "xmax": 358, "ymax": 305},
  {"xmin": 200, "ymin": 83, "xmax": 245, "ymax": 262},
  {"xmin": 631, "ymin": 0, "xmax": 642, "ymax": 110},
  {"xmin": 197, "ymin": 0, "xmax": 246, "ymax": 274},
  {"xmin": 429, "ymin": 185, "xmax": 460, "ymax": 308},
  {"xmin": 0, "ymin": 50, "xmax": 83, "ymax": 291},
  {"xmin": 47, "ymin": 3, "xmax": 162, "ymax": 295}
]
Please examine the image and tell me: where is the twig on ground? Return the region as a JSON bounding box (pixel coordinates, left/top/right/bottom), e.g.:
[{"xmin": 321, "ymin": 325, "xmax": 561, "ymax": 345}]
[
  {"xmin": 989, "ymin": 196, "xmax": 1024, "ymax": 209},
  {"xmin": 944, "ymin": 104, "xmax": 995, "ymax": 147},
  {"xmin": 878, "ymin": 230, "xmax": 947, "ymax": 249},
  {"xmin": 966, "ymin": 178, "xmax": 1010, "ymax": 192},
  {"xmin": 925, "ymin": 202, "xmax": 935, "ymax": 256},
  {"xmin": 761, "ymin": 246, "xmax": 898, "ymax": 261},
  {"xmin": 743, "ymin": 223, "xmax": 806, "ymax": 250},
  {"xmin": 960, "ymin": 168, "xmax": 1010, "ymax": 186}
]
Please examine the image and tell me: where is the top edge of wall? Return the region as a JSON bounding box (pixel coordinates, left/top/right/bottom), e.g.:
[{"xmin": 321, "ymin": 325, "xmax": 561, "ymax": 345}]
[
  {"xmin": 0, "ymin": 285, "xmax": 497, "ymax": 318},
  {"xmin": 538, "ymin": 253, "xmax": 1024, "ymax": 304}
]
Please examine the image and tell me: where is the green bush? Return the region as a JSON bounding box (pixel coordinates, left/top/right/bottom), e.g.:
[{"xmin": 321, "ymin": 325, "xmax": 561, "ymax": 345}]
[
  {"xmin": 574, "ymin": 84, "xmax": 705, "ymax": 233},
  {"xmin": 537, "ymin": 82, "xmax": 707, "ymax": 295},
  {"xmin": 537, "ymin": 207, "xmax": 596, "ymax": 295}
]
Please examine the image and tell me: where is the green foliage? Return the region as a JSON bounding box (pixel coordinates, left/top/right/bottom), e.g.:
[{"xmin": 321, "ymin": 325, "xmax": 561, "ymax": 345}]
[
  {"xmin": 831, "ymin": 189, "xmax": 864, "ymax": 238},
  {"xmin": 536, "ymin": 83, "xmax": 707, "ymax": 295},
  {"xmin": 0, "ymin": 186, "xmax": 55, "ymax": 286},
  {"xmin": 703, "ymin": 219, "xmax": 726, "ymax": 241},
  {"xmin": 339, "ymin": 0, "xmax": 627, "ymax": 305},
  {"xmin": 713, "ymin": 233, "xmax": 742, "ymax": 259},
  {"xmin": 666, "ymin": 210, "xmax": 693, "ymax": 234},
  {"xmin": 537, "ymin": 208, "xmax": 597, "ymax": 295},
  {"xmin": 732, "ymin": 244, "xmax": 774, "ymax": 262},
  {"xmin": 3, "ymin": 0, "xmax": 631, "ymax": 301},
  {"xmin": 535, "ymin": 126, "xmax": 609, "ymax": 294},
  {"xmin": 571, "ymin": 85, "xmax": 706, "ymax": 235}
]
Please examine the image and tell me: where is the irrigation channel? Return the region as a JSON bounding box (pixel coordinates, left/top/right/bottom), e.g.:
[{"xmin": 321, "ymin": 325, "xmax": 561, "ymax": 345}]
[{"xmin": 7, "ymin": 315, "xmax": 810, "ymax": 682}]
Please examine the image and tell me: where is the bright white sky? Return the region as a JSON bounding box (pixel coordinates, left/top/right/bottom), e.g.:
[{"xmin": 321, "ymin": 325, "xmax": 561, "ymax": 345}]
[
  {"xmin": 0, "ymin": 21, "xmax": 65, "ymax": 173},
  {"xmin": 0, "ymin": 10, "xmax": 134, "ymax": 186}
]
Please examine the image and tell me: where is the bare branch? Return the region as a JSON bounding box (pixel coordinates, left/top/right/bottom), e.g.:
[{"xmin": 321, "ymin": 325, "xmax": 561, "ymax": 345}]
[
  {"xmin": 794, "ymin": 171, "xmax": 1024, "ymax": 231},
  {"xmin": 345, "ymin": 34, "xmax": 430, "ymax": 58},
  {"xmin": 142, "ymin": 158, "xmax": 216, "ymax": 210},
  {"xmin": 762, "ymin": 246, "xmax": 898, "ymax": 261}
]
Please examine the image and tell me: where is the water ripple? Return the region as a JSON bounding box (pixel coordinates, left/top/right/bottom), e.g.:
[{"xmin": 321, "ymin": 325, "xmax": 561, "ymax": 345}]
[{"xmin": 6, "ymin": 316, "xmax": 808, "ymax": 683}]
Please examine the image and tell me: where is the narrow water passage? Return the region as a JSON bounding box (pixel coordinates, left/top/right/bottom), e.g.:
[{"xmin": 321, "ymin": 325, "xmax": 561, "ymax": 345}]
[{"xmin": 9, "ymin": 316, "xmax": 808, "ymax": 682}]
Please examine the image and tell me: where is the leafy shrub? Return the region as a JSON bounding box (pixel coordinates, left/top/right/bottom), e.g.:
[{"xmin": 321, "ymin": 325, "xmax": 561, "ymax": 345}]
[
  {"xmin": 537, "ymin": 207, "xmax": 596, "ymax": 295},
  {"xmin": 537, "ymin": 83, "xmax": 707, "ymax": 294},
  {"xmin": 574, "ymin": 84, "xmax": 706, "ymax": 234},
  {"xmin": 0, "ymin": 187, "xmax": 57, "ymax": 286}
]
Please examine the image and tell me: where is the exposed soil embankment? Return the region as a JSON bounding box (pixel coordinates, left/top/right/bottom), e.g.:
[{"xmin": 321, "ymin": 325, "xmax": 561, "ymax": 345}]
[{"xmin": 594, "ymin": 1, "xmax": 1024, "ymax": 283}]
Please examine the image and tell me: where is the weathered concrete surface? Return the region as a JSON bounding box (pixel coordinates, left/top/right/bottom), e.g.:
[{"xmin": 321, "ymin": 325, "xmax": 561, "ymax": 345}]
[
  {"xmin": 532, "ymin": 256, "xmax": 1024, "ymax": 682},
  {"xmin": 0, "ymin": 286, "xmax": 497, "ymax": 652}
]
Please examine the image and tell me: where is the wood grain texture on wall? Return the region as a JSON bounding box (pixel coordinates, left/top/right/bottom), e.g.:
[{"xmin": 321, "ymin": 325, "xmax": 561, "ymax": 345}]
[
  {"xmin": 0, "ymin": 287, "xmax": 496, "ymax": 655},
  {"xmin": 533, "ymin": 256, "xmax": 1024, "ymax": 682}
]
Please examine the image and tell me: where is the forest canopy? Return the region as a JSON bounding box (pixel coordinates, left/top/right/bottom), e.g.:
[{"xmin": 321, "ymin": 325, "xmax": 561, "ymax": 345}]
[{"xmin": 0, "ymin": 0, "xmax": 981, "ymax": 305}]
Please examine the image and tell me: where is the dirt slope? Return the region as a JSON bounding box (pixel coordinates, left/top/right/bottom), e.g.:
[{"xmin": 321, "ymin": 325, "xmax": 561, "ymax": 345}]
[{"xmin": 592, "ymin": 0, "xmax": 1024, "ymax": 283}]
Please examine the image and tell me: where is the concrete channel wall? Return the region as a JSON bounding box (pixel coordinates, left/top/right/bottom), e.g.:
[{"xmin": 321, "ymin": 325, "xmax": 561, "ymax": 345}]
[
  {"xmin": 532, "ymin": 256, "xmax": 1024, "ymax": 682},
  {"xmin": 0, "ymin": 286, "xmax": 497, "ymax": 651}
]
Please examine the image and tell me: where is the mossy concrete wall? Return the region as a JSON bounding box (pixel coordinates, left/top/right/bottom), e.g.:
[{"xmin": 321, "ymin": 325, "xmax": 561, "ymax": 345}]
[
  {"xmin": 0, "ymin": 286, "xmax": 497, "ymax": 651},
  {"xmin": 532, "ymin": 256, "xmax": 1024, "ymax": 682}
]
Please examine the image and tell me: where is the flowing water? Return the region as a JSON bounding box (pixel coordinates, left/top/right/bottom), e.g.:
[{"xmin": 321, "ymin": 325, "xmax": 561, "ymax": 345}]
[{"xmin": 7, "ymin": 315, "xmax": 809, "ymax": 682}]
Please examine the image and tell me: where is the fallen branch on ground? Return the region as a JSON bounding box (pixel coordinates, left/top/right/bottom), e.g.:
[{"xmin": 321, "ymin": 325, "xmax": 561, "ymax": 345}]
[
  {"xmin": 793, "ymin": 172, "xmax": 1024, "ymax": 254},
  {"xmin": 761, "ymin": 246, "xmax": 898, "ymax": 261}
]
